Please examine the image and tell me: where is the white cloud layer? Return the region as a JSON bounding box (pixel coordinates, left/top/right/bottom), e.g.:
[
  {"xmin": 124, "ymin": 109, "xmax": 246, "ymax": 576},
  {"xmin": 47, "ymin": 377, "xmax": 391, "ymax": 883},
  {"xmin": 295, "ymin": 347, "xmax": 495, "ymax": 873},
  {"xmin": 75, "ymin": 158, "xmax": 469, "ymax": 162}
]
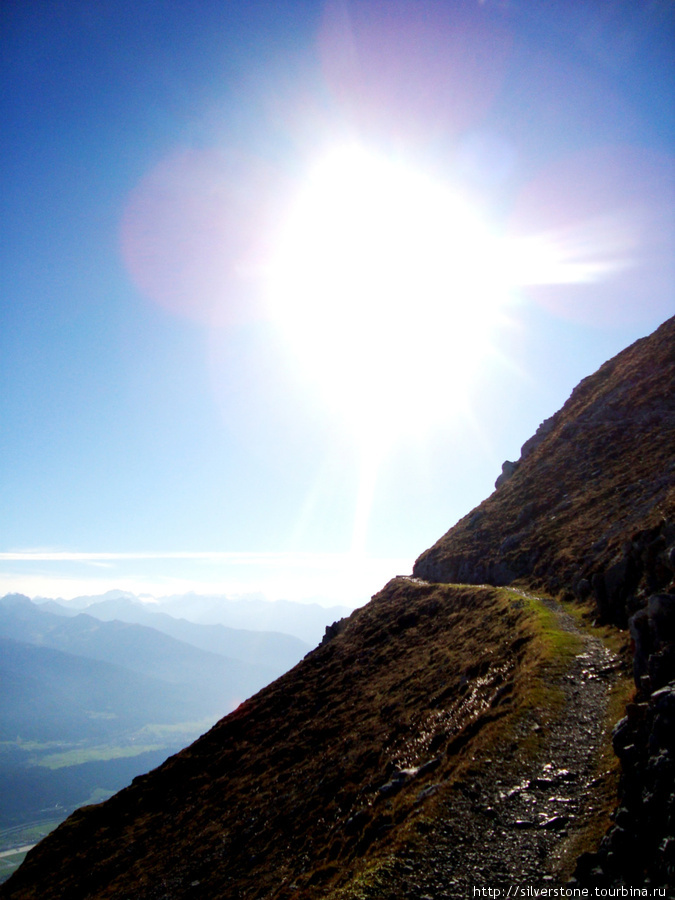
[{"xmin": 0, "ymin": 550, "xmax": 415, "ymax": 606}]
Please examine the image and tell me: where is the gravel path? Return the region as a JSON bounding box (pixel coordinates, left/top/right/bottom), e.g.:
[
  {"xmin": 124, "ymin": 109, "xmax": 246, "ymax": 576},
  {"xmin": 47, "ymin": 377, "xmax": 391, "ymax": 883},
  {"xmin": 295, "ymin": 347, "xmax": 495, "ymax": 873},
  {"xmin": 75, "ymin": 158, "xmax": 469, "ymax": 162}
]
[{"xmin": 373, "ymin": 598, "xmax": 621, "ymax": 899}]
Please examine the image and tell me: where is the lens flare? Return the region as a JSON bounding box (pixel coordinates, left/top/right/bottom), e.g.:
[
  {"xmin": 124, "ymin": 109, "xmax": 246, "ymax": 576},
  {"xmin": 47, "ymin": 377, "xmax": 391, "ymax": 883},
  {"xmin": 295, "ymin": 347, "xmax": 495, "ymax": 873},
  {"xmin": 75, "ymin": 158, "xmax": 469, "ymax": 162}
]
[{"xmin": 120, "ymin": 148, "xmax": 283, "ymax": 327}]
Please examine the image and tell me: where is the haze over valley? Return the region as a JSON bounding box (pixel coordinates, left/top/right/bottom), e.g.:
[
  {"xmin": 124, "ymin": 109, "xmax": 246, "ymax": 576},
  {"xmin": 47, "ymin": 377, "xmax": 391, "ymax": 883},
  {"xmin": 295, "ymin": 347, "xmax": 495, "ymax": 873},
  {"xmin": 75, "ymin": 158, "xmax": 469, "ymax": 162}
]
[{"xmin": 0, "ymin": 590, "xmax": 348, "ymax": 882}]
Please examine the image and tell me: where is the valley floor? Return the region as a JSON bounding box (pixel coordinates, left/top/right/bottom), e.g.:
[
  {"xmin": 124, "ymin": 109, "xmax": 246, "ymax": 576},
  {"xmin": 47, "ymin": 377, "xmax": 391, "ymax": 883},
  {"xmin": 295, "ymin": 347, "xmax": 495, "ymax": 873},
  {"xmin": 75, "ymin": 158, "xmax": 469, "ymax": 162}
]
[{"xmin": 0, "ymin": 820, "xmax": 63, "ymax": 886}]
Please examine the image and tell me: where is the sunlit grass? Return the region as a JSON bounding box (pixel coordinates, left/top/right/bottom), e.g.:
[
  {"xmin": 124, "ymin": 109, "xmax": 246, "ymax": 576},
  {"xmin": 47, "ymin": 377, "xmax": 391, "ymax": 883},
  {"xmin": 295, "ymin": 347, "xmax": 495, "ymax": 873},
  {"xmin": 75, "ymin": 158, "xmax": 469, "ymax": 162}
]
[
  {"xmin": 134, "ymin": 718, "xmax": 216, "ymax": 741},
  {"xmin": 35, "ymin": 744, "xmax": 165, "ymax": 770}
]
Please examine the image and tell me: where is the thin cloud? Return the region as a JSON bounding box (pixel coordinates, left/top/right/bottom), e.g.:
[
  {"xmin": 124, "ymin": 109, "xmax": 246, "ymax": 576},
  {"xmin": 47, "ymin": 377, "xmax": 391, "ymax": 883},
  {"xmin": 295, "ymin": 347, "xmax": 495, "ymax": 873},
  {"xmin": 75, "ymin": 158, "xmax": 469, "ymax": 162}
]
[{"xmin": 0, "ymin": 550, "xmax": 412, "ymax": 569}]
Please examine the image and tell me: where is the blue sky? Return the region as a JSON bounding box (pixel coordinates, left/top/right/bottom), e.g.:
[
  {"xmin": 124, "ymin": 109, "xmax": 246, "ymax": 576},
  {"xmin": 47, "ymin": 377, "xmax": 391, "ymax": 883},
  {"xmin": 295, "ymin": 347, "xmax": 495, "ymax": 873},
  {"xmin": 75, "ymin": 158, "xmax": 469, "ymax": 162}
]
[{"xmin": 1, "ymin": 1, "xmax": 673, "ymax": 604}]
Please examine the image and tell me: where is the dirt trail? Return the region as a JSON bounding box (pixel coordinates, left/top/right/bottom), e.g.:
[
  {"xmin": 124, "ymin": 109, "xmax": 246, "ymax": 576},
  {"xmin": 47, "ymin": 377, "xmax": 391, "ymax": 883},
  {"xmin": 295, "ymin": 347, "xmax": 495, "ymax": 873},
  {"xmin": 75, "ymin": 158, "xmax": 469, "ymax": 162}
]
[{"xmin": 377, "ymin": 597, "xmax": 621, "ymax": 899}]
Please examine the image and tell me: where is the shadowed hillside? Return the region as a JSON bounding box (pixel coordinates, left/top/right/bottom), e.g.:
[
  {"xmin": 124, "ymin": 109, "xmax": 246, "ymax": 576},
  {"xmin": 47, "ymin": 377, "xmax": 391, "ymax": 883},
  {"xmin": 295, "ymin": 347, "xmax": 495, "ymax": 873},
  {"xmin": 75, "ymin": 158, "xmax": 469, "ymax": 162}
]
[
  {"xmin": 2, "ymin": 317, "xmax": 674, "ymax": 898},
  {"xmin": 414, "ymin": 316, "xmax": 675, "ymax": 626},
  {"xmin": 0, "ymin": 582, "xmax": 563, "ymax": 898}
]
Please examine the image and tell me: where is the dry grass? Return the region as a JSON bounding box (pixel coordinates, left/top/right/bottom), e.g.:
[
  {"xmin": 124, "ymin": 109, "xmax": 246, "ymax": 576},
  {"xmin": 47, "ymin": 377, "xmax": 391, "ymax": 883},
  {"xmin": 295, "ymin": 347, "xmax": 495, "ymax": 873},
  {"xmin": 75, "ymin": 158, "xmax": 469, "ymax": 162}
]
[
  {"xmin": 414, "ymin": 317, "xmax": 675, "ymax": 606},
  {"xmin": 324, "ymin": 588, "xmax": 591, "ymax": 899},
  {"xmin": 2, "ymin": 580, "xmax": 548, "ymax": 900}
]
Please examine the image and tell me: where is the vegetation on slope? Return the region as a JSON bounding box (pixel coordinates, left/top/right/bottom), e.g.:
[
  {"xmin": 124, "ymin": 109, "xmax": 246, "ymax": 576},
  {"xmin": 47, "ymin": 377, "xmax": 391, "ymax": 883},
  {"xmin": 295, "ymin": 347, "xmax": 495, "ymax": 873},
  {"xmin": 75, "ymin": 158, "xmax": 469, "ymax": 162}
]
[
  {"xmin": 2, "ymin": 579, "xmax": 575, "ymax": 899},
  {"xmin": 414, "ymin": 316, "xmax": 675, "ymax": 618}
]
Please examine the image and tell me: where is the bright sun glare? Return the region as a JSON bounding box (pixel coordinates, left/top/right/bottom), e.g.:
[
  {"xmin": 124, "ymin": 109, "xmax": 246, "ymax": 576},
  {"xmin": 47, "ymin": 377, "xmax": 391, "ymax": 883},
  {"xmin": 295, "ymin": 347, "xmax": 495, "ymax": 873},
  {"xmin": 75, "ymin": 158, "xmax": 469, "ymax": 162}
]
[
  {"xmin": 268, "ymin": 146, "xmax": 509, "ymax": 437},
  {"xmin": 266, "ymin": 144, "xmax": 512, "ymax": 439},
  {"xmin": 262, "ymin": 142, "xmax": 641, "ymax": 554}
]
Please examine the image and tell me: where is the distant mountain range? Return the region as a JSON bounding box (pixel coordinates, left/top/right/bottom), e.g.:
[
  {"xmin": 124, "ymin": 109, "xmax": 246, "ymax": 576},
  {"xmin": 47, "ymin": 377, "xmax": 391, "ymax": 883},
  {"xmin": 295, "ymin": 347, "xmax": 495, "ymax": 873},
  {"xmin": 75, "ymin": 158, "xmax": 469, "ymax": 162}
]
[
  {"xmin": 39, "ymin": 589, "xmax": 353, "ymax": 646},
  {"xmin": 0, "ymin": 593, "xmax": 303, "ymax": 711},
  {"xmin": 0, "ymin": 592, "xmax": 315, "ymax": 836}
]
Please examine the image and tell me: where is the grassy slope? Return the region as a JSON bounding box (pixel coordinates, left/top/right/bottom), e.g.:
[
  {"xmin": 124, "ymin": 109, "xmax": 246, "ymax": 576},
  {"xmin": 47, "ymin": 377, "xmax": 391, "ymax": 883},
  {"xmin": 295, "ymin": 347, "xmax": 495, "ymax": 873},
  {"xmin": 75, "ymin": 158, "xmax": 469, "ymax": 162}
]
[{"xmin": 2, "ymin": 579, "xmax": 600, "ymax": 900}]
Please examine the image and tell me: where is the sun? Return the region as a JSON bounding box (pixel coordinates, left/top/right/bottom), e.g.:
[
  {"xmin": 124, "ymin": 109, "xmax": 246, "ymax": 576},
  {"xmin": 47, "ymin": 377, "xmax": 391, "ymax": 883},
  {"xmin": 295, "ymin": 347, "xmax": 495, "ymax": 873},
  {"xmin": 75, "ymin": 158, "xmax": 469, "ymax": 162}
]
[{"xmin": 264, "ymin": 143, "xmax": 511, "ymax": 440}]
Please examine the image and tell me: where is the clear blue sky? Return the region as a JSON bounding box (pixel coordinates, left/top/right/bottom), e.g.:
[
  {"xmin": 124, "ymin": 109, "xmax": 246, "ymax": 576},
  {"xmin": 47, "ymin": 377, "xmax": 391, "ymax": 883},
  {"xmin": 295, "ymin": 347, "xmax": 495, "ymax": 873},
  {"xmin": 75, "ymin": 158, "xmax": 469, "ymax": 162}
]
[{"xmin": 1, "ymin": 0, "xmax": 673, "ymax": 604}]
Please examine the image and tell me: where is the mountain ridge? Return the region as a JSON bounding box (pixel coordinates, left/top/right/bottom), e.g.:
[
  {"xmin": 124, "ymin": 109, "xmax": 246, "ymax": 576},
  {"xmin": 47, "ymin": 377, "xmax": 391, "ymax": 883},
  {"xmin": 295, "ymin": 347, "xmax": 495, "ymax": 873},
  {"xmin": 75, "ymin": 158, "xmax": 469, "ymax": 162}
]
[
  {"xmin": 414, "ymin": 316, "xmax": 675, "ymax": 616},
  {"xmin": 0, "ymin": 594, "xmax": 281, "ymax": 701},
  {"xmin": 40, "ymin": 591, "xmax": 353, "ymax": 646},
  {"xmin": 37, "ymin": 594, "xmax": 310, "ymax": 668}
]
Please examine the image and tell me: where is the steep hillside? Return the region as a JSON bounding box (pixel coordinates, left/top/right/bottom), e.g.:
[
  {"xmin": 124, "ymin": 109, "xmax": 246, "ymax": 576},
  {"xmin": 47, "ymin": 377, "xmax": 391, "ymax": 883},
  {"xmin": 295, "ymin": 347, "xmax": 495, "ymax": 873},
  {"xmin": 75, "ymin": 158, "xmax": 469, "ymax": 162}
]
[
  {"xmin": 415, "ymin": 315, "xmax": 675, "ymax": 627},
  {"xmin": 1, "ymin": 580, "xmax": 564, "ymax": 899},
  {"xmin": 3, "ymin": 317, "xmax": 674, "ymax": 898}
]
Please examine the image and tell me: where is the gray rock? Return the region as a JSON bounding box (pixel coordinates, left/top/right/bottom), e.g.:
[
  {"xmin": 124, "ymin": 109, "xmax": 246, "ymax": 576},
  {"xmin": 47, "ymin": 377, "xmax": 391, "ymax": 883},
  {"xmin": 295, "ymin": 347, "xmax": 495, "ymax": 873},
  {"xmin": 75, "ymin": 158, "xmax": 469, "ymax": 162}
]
[
  {"xmin": 575, "ymin": 578, "xmax": 591, "ymax": 600},
  {"xmin": 495, "ymin": 460, "xmax": 519, "ymax": 489},
  {"xmin": 520, "ymin": 415, "xmax": 556, "ymax": 460},
  {"xmin": 321, "ymin": 617, "xmax": 348, "ymax": 645},
  {"xmin": 648, "ymin": 593, "xmax": 675, "ymax": 643},
  {"xmin": 629, "ymin": 608, "xmax": 652, "ymax": 685}
]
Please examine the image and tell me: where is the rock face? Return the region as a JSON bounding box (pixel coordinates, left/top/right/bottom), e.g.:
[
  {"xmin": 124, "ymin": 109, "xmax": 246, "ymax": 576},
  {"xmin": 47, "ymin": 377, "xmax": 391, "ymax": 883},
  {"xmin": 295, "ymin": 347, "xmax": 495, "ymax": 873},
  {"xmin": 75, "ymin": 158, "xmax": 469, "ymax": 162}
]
[
  {"xmin": 414, "ymin": 315, "xmax": 675, "ymax": 621},
  {"xmin": 2, "ymin": 316, "xmax": 674, "ymax": 898},
  {"xmin": 582, "ymin": 681, "xmax": 675, "ymax": 887},
  {"xmin": 573, "ymin": 587, "xmax": 675, "ymax": 888}
]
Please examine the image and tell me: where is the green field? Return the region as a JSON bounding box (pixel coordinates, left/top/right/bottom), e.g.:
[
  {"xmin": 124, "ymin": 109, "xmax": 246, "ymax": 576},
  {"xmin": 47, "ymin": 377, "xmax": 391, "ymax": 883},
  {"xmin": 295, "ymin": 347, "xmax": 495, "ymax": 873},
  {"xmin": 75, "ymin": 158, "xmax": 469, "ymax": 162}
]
[
  {"xmin": 0, "ymin": 819, "xmax": 64, "ymax": 884},
  {"xmin": 35, "ymin": 743, "xmax": 165, "ymax": 770},
  {"xmin": 0, "ymin": 715, "xmax": 220, "ymax": 878}
]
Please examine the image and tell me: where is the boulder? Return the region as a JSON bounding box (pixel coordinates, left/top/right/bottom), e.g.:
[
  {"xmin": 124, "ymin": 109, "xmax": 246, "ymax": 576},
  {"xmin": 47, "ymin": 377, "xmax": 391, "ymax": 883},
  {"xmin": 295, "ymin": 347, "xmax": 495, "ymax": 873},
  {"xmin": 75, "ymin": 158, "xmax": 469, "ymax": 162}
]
[
  {"xmin": 648, "ymin": 593, "xmax": 675, "ymax": 643},
  {"xmin": 495, "ymin": 460, "xmax": 519, "ymax": 489}
]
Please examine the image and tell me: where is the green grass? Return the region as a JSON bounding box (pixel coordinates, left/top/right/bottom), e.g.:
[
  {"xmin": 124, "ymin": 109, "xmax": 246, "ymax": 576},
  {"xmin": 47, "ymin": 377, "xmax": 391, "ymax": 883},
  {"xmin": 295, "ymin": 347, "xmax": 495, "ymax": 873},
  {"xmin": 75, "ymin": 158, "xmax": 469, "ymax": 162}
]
[
  {"xmin": 35, "ymin": 743, "xmax": 165, "ymax": 770},
  {"xmin": 0, "ymin": 848, "xmax": 29, "ymax": 884},
  {"xmin": 0, "ymin": 740, "xmax": 69, "ymax": 753},
  {"xmin": 0, "ymin": 818, "xmax": 65, "ymax": 885},
  {"xmin": 506, "ymin": 589, "xmax": 583, "ymax": 662},
  {"xmin": 3, "ymin": 719, "xmax": 217, "ymax": 770},
  {"xmin": 133, "ymin": 718, "xmax": 216, "ymax": 741},
  {"xmin": 0, "ymin": 819, "xmax": 63, "ymax": 849},
  {"xmin": 327, "ymin": 855, "xmax": 398, "ymax": 900},
  {"xmin": 82, "ymin": 787, "xmax": 118, "ymax": 806}
]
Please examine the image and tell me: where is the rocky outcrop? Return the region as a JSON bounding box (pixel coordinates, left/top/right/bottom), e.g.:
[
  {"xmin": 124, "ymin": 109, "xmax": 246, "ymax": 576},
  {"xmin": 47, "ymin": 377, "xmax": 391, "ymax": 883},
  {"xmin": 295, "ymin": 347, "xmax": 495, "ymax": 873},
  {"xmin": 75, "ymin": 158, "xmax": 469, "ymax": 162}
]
[
  {"xmin": 414, "ymin": 316, "xmax": 675, "ymax": 604},
  {"xmin": 520, "ymin": 414, "xmax": 556, "ymax": 461},
  {"xmin": 577, "ymin": 517, "xmax": 675, "ymax": 627},
  {"xmin": 494, "ymin": 416, "xmax": 557, "ymax": 490},
  {"xmin": 569, "ymin": 520, "xmax": 675, "ymax": 888},
  {"xmin": 495, "ymin": 459, "xmax": 519, "ymax": 489},
  {"xmin": 575, "ymin": 660, "xmax": 675, "ymax": 884}
]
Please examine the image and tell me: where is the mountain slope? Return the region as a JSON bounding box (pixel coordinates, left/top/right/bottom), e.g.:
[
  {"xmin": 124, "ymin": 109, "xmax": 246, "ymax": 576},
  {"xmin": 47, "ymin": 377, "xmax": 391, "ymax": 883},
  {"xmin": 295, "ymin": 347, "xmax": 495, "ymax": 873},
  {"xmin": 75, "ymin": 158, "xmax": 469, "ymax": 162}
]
[
  {"xmin": 1, "ymin": 580, "xmax": 549, "ymax": 899},
  {"xmin": 0, "ymin": 637, "xmax": 202, "ymax": 741},
  {"xmin": 3, "ymin": 316, "xmax": 674, "ymax": 898},
  {"xmin": 414, "ymin": 315, "xmax": 675, "ymax": 626}
]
